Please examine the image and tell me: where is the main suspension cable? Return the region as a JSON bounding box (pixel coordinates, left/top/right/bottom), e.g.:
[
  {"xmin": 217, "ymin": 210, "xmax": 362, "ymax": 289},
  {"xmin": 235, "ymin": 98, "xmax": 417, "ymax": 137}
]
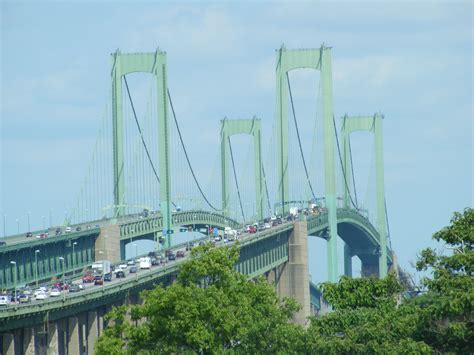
[
  {"xmin": 167, "ymin": 89, "xmax": 220, "ymax": 211},
  {"xmin": 123, "ymin": 76, "xmax": 177, "ymax": 208},
  {"xmin": 332, "ymin": 114, "xmax": 358, "ymax": 209},
  {"xmin": 286, "ymin": 72, "xmax": 318, "ymax": 202},
  {"xmin": 348, "ymin": 137, "xmax": 359, "ymax": 207},
  {"xmin": 227, "ymin": 137, "xmax": 246, "ymax": 222}
]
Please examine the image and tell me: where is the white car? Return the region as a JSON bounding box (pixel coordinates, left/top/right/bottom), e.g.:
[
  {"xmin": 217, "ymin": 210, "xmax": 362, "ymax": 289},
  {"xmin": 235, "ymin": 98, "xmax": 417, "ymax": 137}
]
[
  {"xmin": 264, "ymin": 223, "xmax": 271, "ymax": 229},
  {"xmin": 119, "ymin": 264, "xmax": 128, "ymax": 270},
  {"xmin": 0, "ymin": 295, "xmax": 10, "ymax": 306},
  {"xmin": 50, "ymin": 288, "xmax": 61, "ymax": 297},
  {"xmin": 65, "ymin": 227, "xmax": 72, "ymax": 233},
  {"xmin": 35, "ymin": 291, "xmax": 49, "ymax": 300}
]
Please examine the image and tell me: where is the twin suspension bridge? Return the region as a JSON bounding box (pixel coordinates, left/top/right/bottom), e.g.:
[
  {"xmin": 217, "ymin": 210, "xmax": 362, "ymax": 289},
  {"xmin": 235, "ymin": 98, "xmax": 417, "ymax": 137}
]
[{"xmin": 0, "ymin": 44, "xmax": 394, "ymax": 354}]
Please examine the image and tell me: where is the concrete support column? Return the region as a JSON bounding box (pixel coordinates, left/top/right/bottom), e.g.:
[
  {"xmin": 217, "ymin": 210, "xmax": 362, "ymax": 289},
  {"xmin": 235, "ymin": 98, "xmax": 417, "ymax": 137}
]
[
  {"xmin": 87, "ymin": 311, "xmax": 98, "ymax": 354},
  {"xmin": 95, "ymin": 224, "xmax": 121, "ymax": 263},
  {"xmin": 23, "ymin": 327, "xmax": 35, "ymax": 355},
  {"xmin": 361, "ymin": 258, "xmax": 379, "ymax": 277},
  {"xmin": 68, "ymin": 317, "xmax": 80, "ymax": 355},
  {"xmin": 266, "ymin": 267, "xmax": 276, "ymax": 285},
  {"xmin": 276, "ymin": 221, "xmax": 310, "ymax": 326},
  {"xmin": 47, "ymin": 322, "xmax": 59, "ymax": 355},
  {"xmin": 2, "ymin": 333, "xmax": 15, "ymax": 355},
  {"xmin": 343, "ymin": 243, "xmax": 352, "ymax": 277}
]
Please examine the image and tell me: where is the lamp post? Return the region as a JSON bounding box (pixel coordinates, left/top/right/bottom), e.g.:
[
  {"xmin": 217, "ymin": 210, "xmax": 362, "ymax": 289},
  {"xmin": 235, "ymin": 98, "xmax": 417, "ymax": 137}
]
[
  {"xmin": 72, "ymin": 242, "xmax": 78, "ymax": 275},
  {"xmin": 58, "ymin": 257, "xmax": 65, "ymax": 301},
  {"xmin": 3, "ymin": 214, "xmax": 6, "ymax": 237},
  {"xmin": 16, "ymin": 219, "xmax": 19, "ymax": 234},
  {"xmin": 50, "ymin": 208, "xmax": 53, "ymax": 227},
  {"xmin": 193, "ymin": 214, "xmax": 196, "ymax": 231},
  {"xmin": 10, "ymin": 261, "xmax": 17, "ymax": 309},
  {"xmin": 35, "ymin": 250, "xmax": 40, "ymax": 287},
  {"xmin": 42, "ymin": 216, "xmax": 45, "ymax": 230},
  {"xmin": 27, "ymin": 212, "xmax": 31, "ymax": 232}
]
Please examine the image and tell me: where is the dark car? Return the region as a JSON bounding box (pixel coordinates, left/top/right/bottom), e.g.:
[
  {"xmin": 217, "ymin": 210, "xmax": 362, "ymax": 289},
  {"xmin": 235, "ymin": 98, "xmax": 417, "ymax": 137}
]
[
  {"xmin": 129, "ymin": 266, "xmax": 137, "ymax": 273},
  {"xmin": 168, "ymin": 252, "xmax": 176, "ymax": 261},
  {"xmin": 186, "ymin": 243, "xmax": 194, "ymax": 251},
  {"xmin": 165, "ymin": 250, "xmax": 172, "ymax": 257},
  {"xmin": 26, "ymin": 232, "xmax": 33, "ymax": 238},
  {"xmin": 94, "ymin": 276, "xmax": 103, "ymax": 285},
  {"xmin": 176, "ymin": 250, "xmax": 185, "ymax": 258},
  {"xmin": 69, "ymin": 284, "xmax": 81, "ymax": 293},
  {"xmin": 76, "ymin": 226, "xmax": 82, "ymax": 232},
  {"xmin": 115, "ymin": 270, "xmax": 126, "ymax": 278},
  {"xmin": 0, "ymin": 241, "xmax": 6, "ymax": 246},
  {"xmin": 151, "ymin": 258, "xmax": 159, "ymax": 266},
  {"xmin": 103, "ymin": 273, "xmax": 112, "ymax": 282},
  {"xmin": 148, "ymin": 251, "xmax": 157, "ymax": 258}
]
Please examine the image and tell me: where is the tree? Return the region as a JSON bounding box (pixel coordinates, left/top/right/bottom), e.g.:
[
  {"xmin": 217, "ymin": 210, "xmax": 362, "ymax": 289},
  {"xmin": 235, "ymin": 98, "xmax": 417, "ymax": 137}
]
[
  {"xmin": 95, "ymin": 243, "xmax": 304, "ymax": 354},
  {"xmin": 304, "ymin": 274, "xmax": 431, "ymax": 354},
  {"xmin": 414, "ymin": 207, "xmax": 474, "ymax": 353}
]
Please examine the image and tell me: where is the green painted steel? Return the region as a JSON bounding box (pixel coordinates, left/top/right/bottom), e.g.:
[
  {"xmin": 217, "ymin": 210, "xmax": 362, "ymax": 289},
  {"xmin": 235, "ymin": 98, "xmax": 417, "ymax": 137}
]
[
  {"xmin": 275, "ymin": 45, "xmax": 338, "ymax": 282},
  {"xmin": 220, "ymin": 117, "xmax": 263, "ymax": 220},
  {"xmin": 0, "ymin": 229, "xmax": 99, "ymax": 289},
  {"xmin": 111, "ymin": 49, "xmax": 172, "ymax": 247},
  {"xmin": 341, "ymin": 114, "xmax": 388, "ymax": 277},
  {"xmin": 119, "ymin": 210, "xmax": 240, "ymax": 240}
]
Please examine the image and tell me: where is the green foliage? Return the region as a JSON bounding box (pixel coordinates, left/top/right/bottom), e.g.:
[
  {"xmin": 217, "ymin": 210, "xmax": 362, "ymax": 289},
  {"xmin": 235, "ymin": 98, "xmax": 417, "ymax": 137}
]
[
  {"xmin": 95, "ymin": 244, "xmax": 304, "ymax": 354},
  {"xmin": 414, "ymin": 207, "xmax": 474, "ymax": 353},
  {"xmin": 306, "ymin": 274, "xmax": 431, "ymax": 354}
]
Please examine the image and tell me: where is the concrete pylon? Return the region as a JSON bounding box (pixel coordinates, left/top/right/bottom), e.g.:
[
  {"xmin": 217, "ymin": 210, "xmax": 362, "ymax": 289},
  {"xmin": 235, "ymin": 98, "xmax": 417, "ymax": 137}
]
[
  {"xmin": 276, "ymin": 220, "xmax": 310, "ymax": 326},
  {"xmin": 2, "ymin": 333, "xmax": 15, "ymax": 355},
  {"xmin": 47, "ymin": 322, "xmax": 59, "ymax": 355},
  {"xmin": 87, "ymin": 311, "xmax": 98, "ymax": 354},
  {"xmin": 68, "ymin": 317, "xmax": 80, "ymax": 355},
  {"xmin": 23, "ymin": 327, "xmax": 35, "ymax": 355}
]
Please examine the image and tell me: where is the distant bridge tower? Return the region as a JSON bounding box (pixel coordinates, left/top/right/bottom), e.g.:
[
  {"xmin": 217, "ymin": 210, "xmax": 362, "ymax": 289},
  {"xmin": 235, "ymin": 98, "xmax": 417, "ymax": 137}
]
[
  {"xmin": 111, "ymin": 49, "xmax": 172, "ymax": 233},
  {"xmin": 275, "ymin": 45, "xmax": 339, "ymax": 282},
  {"xmin": 221, "ymin": 117, "xmax": 263, "ymax": 221},
  {"xmin": 341, "ymin": 113, "xmax": 388, "ymax": 277}
]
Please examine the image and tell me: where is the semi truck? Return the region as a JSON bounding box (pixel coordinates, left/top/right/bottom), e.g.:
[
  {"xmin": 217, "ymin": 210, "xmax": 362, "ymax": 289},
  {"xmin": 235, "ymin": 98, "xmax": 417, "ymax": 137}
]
[{"xmin": 91, "ymin": 260, "xmax": 111, "ymax": 275}]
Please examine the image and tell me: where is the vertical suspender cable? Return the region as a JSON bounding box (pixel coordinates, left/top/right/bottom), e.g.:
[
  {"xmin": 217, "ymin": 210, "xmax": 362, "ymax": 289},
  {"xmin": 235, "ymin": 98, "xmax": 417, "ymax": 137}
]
[
  {"xmin": 227, "ymin": 137, "xmax": 246, "ymax": 222},
  {"xmin": 348, "ymin": 137, "xmax": 359, "ymax": 207}
]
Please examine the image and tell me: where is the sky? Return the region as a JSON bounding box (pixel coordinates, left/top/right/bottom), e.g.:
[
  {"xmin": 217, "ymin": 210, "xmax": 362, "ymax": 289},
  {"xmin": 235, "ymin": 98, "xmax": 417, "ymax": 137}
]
[{"xmin": 1, "ymin": 0, "xmax": 472, "ymax": 283}]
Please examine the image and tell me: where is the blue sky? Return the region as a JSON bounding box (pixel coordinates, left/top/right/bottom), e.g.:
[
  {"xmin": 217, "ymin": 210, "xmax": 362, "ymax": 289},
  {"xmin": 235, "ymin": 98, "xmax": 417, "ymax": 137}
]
[{"xmin": 1, "ymin": 1, "xmax": 472, "ymax": 282}]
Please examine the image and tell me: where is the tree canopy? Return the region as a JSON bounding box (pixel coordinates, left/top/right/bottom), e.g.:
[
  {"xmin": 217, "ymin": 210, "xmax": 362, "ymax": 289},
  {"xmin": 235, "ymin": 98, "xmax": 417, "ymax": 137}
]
[{"xmin": 96, "ymin": 208, "xmax": 473, "ymax": 354}]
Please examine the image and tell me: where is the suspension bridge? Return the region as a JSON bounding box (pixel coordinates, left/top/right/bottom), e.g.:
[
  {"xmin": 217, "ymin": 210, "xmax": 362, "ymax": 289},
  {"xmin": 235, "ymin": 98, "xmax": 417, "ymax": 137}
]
[{"xmin": 0, "ymin": 44, "xmax": 393, "ymax": 354}]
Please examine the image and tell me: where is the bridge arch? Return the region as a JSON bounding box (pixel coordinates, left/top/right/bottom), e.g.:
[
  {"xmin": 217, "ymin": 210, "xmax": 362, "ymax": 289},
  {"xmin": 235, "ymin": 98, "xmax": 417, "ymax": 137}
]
[
  {"xmin": 111, "ymin": 49, "xmax": 172, "ymax": 239},
  {"xmin": 275, "ymin": 45, "xmax": 338, "ymax": 281},
  {"xmin": 221, "ymin": 117, "xmax": 263, "ymax": 220},
  {"xmin": 341, "ymin": 114, "xmax": 388, "ymax": 277}
]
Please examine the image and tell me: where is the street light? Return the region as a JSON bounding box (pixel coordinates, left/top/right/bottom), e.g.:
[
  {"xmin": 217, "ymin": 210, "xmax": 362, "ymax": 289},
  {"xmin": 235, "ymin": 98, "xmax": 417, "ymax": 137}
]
[
  {"xmin": 193, "ymin": 214, "xmax": 196, "ymax": 231},
  {"xmin": 16, "ymin": 219, "xmax": 19, "ymax": 234},
  {"xmin": 42, "ymin": 216, "xmax": 45, "ymax": 230},
  {"xmin": 27, "ymin": 212, "xmax": 31, "ymax": 232},
  {"xmin": 50, "ymin": 208, "xmax": 53, "ymax": 227},
  {"xmin": 35, "ymin": 250, "xmax": 40, "ymax": 287},
  {"xmin": 10, "ymin": 261, "xmax": 17, "ymax": 309},
  {"xmin": 72, "ymin": 242, "xmax": 78, "ymax": 274},
  {"xmin": 2, "ymin": 214, "xmax": 6, "ymax": 238},
  {"xmin": 58, "ymin": 257, "xmax": 65, "ymax": 301}
]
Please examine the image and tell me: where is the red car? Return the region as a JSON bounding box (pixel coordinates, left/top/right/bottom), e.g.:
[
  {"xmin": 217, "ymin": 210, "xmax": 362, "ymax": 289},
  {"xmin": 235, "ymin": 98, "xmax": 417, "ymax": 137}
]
[
  {"xmin": 176, "ymin": 250, "xmax": 185, "ymax": 258},
  {"xmin": 249, "ymin": 226, "xmax": 257, "ymax": 234},
  {"xmin": 82, "ymin": 273, "xmax": 94, "ymax": 283}
]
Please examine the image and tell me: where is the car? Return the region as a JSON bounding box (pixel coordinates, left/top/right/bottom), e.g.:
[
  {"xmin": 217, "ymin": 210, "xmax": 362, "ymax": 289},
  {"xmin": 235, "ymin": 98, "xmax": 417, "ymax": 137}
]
[
  {"xmin": 18, "ymin": 294, "xmax": 30, "ymax": 303},
  {"xmin": 82, "ymin": 273, "xmax": 94, "ymax": 283},
  {"xmin": 75, "ymin": 226, "xmax": 82, "ymax": 232},
  {"xmin": 129, "ymin": 266, "xmax": 137, "ymax": 273},
  {"xmin": 20, "ymin": 287, "xmax": 32, "ymax": 295},
  {"xmin": 159, "ymin": 256, "xmax": 168, "ymax": 264},
  {"xmin": 55, "ymin": 228, "xmax": 62, "ymax": 236},
  {"xmin": 127, "ymin": 259, "xmax": 135, "ymax": 266},
  {"xmin": 186, "ymin": 243, "xmax": 194, "ymax": 251},
  {"xmin": 151, "ymin": 258, "xmax": 159, "ymax": 266},
  {"xmin": 118, "ymin": 264, "xmax": 128, "ymax": 270},
  {"xmin": 214, "ymin": 235, "xmax": 222, "ymax": 242},
  {"xmin": 50, "ymin": 288, "xmax": 61, "ymax": 297},
  {"xmin": 35, "ymin": 291, "xmax": 49, "ymax": 300},
  {"xmin": 0, "ymin": 295, "xmax": 10, "ymax": 306},
  {"xmin": 115, "ymin": 270, "xmax": 126, "ymax": 278},
  {"xmin": 168, "ymin": 252, "xmax": 176, "ymax": 261},
  {"xmin": 94, "ymin": 276, "xmax": 103, "ymax": 285},
  {"xmin": 86, "ymin": 225, "xmax": 91, "ymax": 229},
  {"xmin": 248, "ymin": 225, "xmax": 257, "ymax": 234},
  {"xmin": 148, "ymin": 251, "xmax": 157, "ymax": 258},
  {"xmin": 69, "ymin": 284, "xmax": 81, "ymax": 293},
  {"xmin": 53, "ymin": 282, "xmax": 69, "ymax": 290},
  {"xmin": 25, "ymin": 232, "xmax": 33, "ymax": 238},
  {"xmin": 103, "ymin": 273, "xmax": 112, "ymax": 282},
  {"xmin": 264, "ymin": 223, "xmax": 271, "ymax": 229},
  {"xmin": 65, "ymin": 227, "xmax": 72, "ymax": 233},
  {"xmin": 165, "ymin": 250, "xmax": 172, "ymax": 257},
  {"xmin": 0, "ymin": 241, "xmax": 6, "ymax": 246},
  {"xmin": 176, "ymin": 250, "xmax": 185, "ymax": 258}
]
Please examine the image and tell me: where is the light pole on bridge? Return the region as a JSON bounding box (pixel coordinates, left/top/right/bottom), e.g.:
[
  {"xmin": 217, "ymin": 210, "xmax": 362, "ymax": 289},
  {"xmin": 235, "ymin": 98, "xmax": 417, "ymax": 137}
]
[
  {"xmin": 72, "ymin": 242, "xmax": 78, "ymax": 275},
  {"xmin": 27, "ymin": 211, "xmax": 31, "ymax": 232},
  {"xmin": 42, "ymin": 216, "xmax": 45, "ymax": 230},
  {"xmin": 50, "ymin": 208, "xmax": 53, "ymax": 228},
  {"xmin": 2, "ymin": 214, "xmax": 6, "ymax": 238},
  {"xmin": 15, "ymin": 219, "xmax": 19, "ymax": 234}
]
